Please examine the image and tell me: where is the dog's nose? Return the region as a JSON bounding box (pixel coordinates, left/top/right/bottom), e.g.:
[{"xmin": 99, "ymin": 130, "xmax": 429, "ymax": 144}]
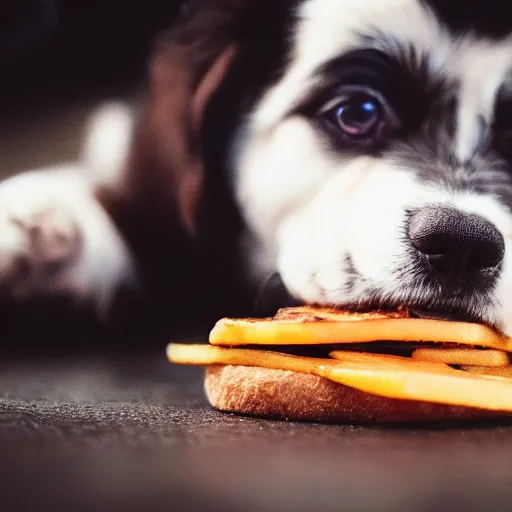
[{"xmin": 408, "ymin": 206, "xmax": 505, "ymax": 278}]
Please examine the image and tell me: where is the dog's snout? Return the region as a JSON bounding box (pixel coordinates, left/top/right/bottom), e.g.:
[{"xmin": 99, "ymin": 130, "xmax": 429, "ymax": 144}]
[{"xmin": 407, "ymin": 206, "xmax": 505, "ymax": 278}]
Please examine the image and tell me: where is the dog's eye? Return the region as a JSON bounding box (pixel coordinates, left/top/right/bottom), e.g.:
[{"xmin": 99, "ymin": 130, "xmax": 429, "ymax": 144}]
[
  {"xmin": 335, "ymin": 96, "xmax": 380, "ymax": 137},
  {"xmin": 321, "ymin": 88, "xmax": 399, "ymax": 144}
]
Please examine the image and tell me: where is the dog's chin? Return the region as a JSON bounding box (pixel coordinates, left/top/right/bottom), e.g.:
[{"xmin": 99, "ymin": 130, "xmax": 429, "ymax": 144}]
[{"xmin": 255, "ymin": 274, "xmax": 491, "ymax": 326}]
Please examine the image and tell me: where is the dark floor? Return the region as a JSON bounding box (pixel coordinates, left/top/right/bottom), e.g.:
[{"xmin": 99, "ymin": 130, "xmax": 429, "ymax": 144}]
[{"xmin": 1, "ymin": 351, "xmax": 512, "ymax": 511}]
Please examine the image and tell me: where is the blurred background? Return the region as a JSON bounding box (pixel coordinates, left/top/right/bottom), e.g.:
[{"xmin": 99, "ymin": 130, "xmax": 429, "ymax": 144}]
[{"xmin": 0, "ymin": 0, "xmax": 183, "ymax": 176}]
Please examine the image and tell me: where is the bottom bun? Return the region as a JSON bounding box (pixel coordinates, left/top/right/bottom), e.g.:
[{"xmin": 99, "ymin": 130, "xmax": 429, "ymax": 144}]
[{"xmin": 204, "ymin": 365, "xmax": 511, "ymax": 424}]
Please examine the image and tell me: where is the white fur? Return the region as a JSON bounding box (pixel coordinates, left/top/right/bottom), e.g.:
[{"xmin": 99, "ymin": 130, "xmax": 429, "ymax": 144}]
[
  {"xmin": 81, "ymin": 102, "xmax": 135, "ymax": 188},
  {"xmin": 235, "ymin": 0, "xmax": 512, "ymax": 334}
]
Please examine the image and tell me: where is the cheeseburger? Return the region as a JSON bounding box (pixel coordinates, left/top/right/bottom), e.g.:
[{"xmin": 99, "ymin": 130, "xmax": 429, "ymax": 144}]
[{"xmin": 167, "ymin": 306, "xmax": 512, "ymax": 423}]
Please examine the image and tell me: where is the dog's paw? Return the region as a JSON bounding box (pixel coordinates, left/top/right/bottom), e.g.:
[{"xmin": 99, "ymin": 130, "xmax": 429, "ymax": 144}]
[
  {"xmin": 0, "ymin": 169, "xmax": 137, "ymax": 311},
  {"xmin": 0, "ymin": 204, "xmax": 82, "ymax": 299}
]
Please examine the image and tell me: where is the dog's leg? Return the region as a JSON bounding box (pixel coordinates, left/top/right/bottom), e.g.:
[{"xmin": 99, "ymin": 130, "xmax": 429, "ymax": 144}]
[{"xmin": 0, "ymin": 166, "xmax": 137, "ymax": 315}]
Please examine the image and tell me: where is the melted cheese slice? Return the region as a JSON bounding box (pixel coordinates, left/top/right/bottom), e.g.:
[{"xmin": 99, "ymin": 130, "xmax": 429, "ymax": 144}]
[
  {"xmin": 167, "ymin": 343, "xmax": 512, "ymax": 411},
  {"xmin": 461, "ymin": 366, "xmax": 512, "ymax": 379},
  {"xmin": 412, "ymin": 348, "xmax": 510, "ymax": 367},
  {"xmin": 209, "ymin": 316, "xmax": 512, "ymax": 351}
]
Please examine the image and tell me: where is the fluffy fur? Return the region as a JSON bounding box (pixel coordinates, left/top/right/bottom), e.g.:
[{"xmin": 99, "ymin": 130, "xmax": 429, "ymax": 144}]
[{"xmin": 3, "ymin": 0, "xmax": 512, "ymax": 340}]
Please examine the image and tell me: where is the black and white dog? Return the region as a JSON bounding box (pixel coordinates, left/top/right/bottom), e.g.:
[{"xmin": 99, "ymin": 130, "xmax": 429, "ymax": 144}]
[{"xmin": 3, "ymin": 0, "xmax": 512, "ymax": 340}]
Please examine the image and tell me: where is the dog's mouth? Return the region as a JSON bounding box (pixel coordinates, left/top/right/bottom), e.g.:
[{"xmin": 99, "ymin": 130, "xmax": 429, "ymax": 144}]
[
  {"xmin": 408, "ymin": 307, "xmax": 475, "ymax": 322},
  {"xmin": 320, "ymin": 298, "xmax": 492, "ymax": 328},
  {"xmin": 252, "ymin": 273, "xmax": 501, "ymax": 361},
  {"xmin": 255, "ymin": 273, "xmax": 491, "ymax": 327},
  {"xmin": 347, "ymin": 303, "xmax": 483, "ymax": 324}
]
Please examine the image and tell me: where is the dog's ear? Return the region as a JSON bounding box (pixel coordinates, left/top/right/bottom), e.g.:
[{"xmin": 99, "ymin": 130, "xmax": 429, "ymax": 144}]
[
  {"xmin": 115, "ymin": 0, "xmax": 289, "ymax": 238},
  {"xmin": 139, "ymin": 1, "xmax": 254, "ymax": 237}
]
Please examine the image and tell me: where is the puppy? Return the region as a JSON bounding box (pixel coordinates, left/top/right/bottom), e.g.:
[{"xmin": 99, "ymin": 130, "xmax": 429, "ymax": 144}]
[{"xmin": 2, "ymin": 0, "xmax": 512, "ymax": 341}]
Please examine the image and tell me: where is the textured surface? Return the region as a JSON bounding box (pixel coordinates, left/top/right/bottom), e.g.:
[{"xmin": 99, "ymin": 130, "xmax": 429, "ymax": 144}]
[{"xmin": 2, "ymin": 353, "xmax": 512, "ymax": 511}]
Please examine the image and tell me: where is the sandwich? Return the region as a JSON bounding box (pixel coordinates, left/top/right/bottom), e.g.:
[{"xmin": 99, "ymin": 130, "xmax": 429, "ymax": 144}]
[{"xmin": 167, "ymin": 306, "xmax": 512, "ymax": 423}]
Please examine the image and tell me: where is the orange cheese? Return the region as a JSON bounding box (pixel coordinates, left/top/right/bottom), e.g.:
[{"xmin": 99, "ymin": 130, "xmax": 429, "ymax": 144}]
[
  {"xmin": 412, "ymin": 347, "xmax": 510, "ymax": 367},
  {"xmin": 167, "ymin": 343, "xmax": 512, "ymax": 412},
  {"xmin": 209, "ymin": 316, "xmax": 512, "ymax": 351},
  {"xmin": 461, "ymin": 366, "xmax": 512, "ymax": 379}
]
